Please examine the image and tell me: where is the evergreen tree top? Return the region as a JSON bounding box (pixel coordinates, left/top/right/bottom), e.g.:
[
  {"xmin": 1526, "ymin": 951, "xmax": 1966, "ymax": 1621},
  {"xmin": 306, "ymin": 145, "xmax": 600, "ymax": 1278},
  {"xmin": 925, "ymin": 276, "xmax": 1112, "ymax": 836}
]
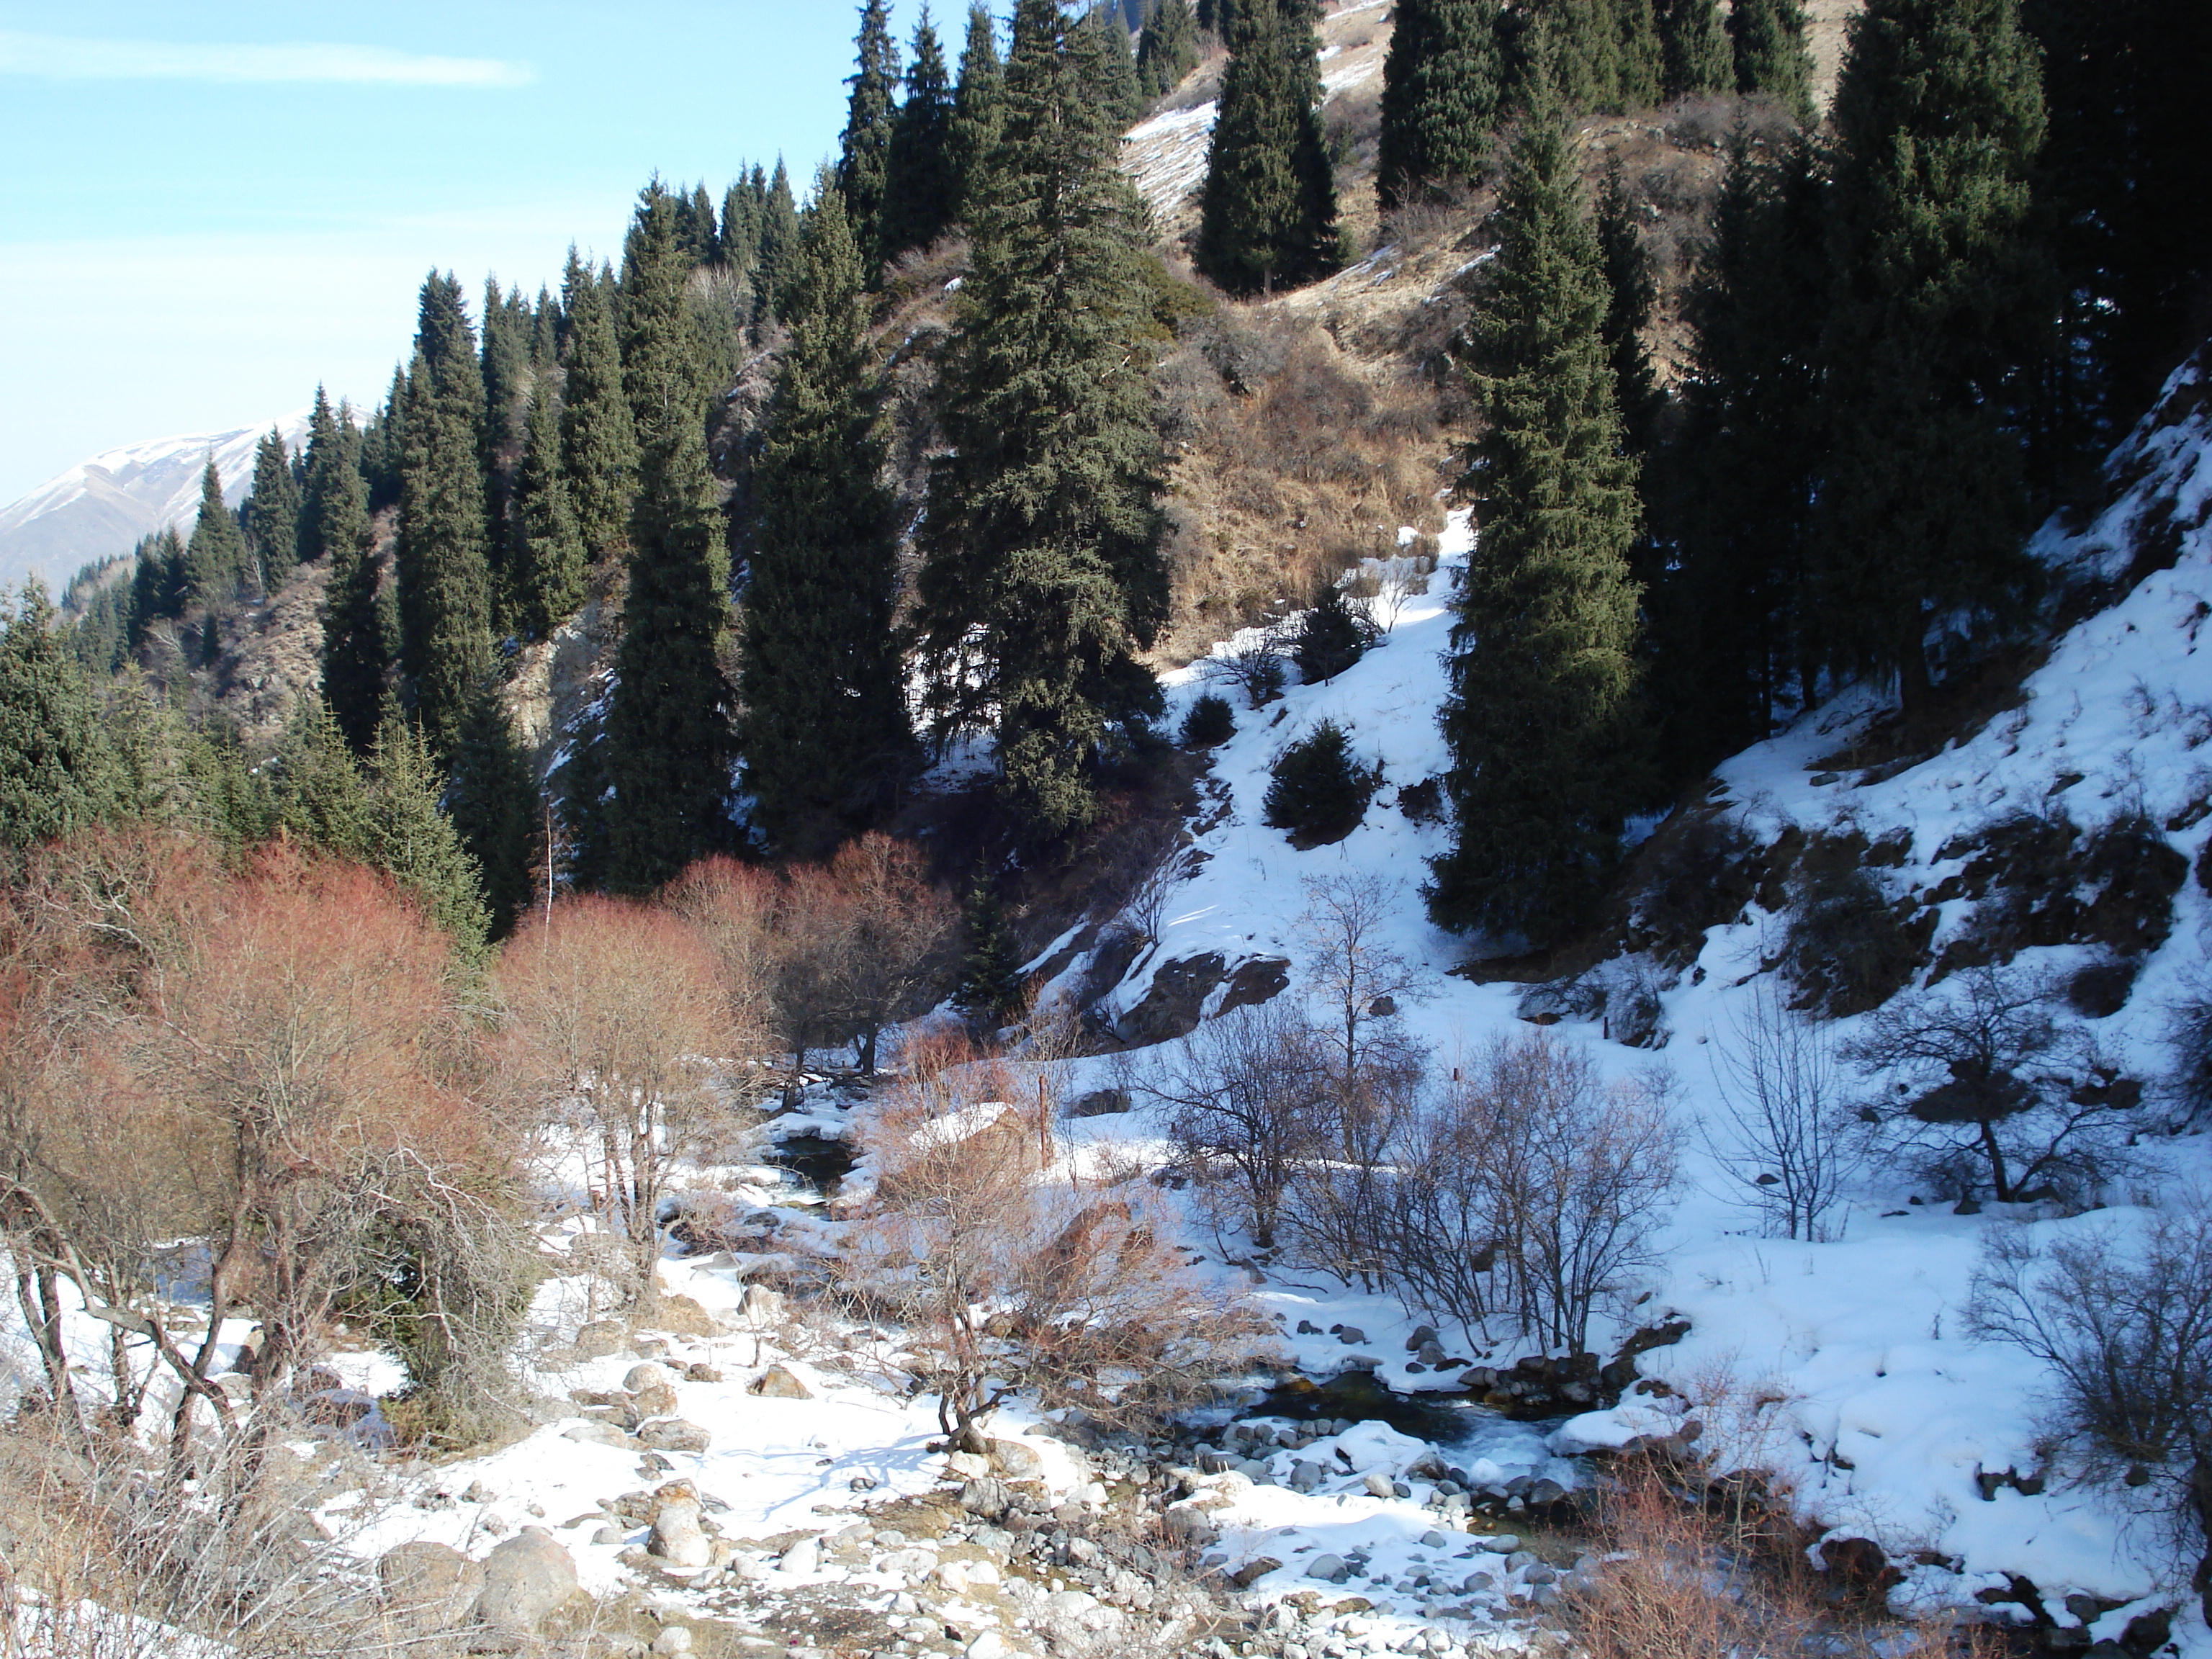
[
  {"xmin": 1830, "ymin": 0, "xmax": 2046, "ymax": 251},
  {"xmin": 413, "ymin": 270, "xmax": 484, "ymax": 405}
]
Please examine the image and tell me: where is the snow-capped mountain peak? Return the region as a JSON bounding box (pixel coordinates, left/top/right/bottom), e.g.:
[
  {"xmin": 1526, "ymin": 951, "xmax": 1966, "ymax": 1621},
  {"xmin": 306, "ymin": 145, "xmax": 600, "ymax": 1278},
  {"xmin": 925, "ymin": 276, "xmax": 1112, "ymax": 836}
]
[{"xmin": 0, "ymin": 410, "xmax": 313, "ymax": 595}]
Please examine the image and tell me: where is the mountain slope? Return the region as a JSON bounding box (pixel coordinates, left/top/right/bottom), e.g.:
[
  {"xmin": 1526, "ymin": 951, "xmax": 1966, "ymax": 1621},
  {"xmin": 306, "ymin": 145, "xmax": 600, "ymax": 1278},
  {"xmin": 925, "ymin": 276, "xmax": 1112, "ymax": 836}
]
[
  {"xmin": 0, "ymin": 410, "xmax": 310, "ymax": 594},
  {"xmin": 1030, "ymin": 338, "xmax": 2212, "ymax": 1632}
]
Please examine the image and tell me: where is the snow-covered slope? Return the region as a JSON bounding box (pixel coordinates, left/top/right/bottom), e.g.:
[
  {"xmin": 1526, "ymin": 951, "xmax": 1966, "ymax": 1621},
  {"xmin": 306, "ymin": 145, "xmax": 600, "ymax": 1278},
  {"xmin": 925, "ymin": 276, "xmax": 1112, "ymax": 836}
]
[
  {"xmin": 1028, "ymin": 342, "xmax": 2212, "ymax": 1637},
  {"xmin": 0, "ymin": 410, "xmax": 310, "ymax": 594}
]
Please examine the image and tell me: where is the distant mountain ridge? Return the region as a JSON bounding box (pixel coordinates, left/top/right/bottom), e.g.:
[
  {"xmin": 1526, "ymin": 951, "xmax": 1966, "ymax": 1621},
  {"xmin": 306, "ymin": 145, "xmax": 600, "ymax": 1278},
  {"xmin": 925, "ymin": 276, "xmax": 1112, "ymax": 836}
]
[{"xmin": 0, "ymin": 412, "xmax": 312, "ymax": 597}]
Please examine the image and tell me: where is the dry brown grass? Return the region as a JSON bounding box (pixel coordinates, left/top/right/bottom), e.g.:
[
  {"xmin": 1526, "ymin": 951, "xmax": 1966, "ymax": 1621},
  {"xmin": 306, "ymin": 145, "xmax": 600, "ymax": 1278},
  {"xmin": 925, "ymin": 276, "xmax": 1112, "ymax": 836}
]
[
  {"xmin": 1151, "ymin": 306, "xmax": 1451, "ymax": 666},
  {"xmin": 1568, "ymin": 1457, "xmax": 1998, "ymax": 1659}
]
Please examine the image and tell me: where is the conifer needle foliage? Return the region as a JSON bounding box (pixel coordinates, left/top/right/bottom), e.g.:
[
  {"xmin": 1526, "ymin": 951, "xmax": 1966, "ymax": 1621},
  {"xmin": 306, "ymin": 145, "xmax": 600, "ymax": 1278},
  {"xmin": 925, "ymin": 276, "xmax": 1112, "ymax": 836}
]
[
  {"xmin": 1430, "ymin": 78, "xmax": 1650, "ymax": 948},
  {"xmin": 741, "ymin": 184, "xmax": 913, "ymax": 854},
  {"xmin": 915, "ymin": 0, "xmax": 1170, "ymax": 849}
]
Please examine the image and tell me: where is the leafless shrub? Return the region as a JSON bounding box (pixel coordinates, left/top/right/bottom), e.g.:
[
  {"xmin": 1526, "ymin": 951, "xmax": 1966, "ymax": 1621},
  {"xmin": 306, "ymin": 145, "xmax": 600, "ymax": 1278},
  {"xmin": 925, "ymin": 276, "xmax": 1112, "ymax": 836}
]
[
  {"xmin": 2162, "ymin": 969, "xmax": 2212, "ymax": 1128},
  {"xmin": 1110, "ymin": 819, "xmax": 1194, "ymax": 947},
  {"xmin": 1780, "ymin": 863, "xmax": 1921, "ymax": 1019},
  {"xmin": 834, "ymin": 1064, "xmax": 1268, "ymax": 1445},
  {"xmin": 668, "ymin": 840, "xmax": 956, "ymax": 1078},
  {"xmin": 1200, "ymin": 625, "xmax": 1292, "ymax": 709},
  {"xmin": 1845, "ymin": 965, "xmax": 2145, "ymax": 1205},
  {"xmin": 0, "ymin": 1414, "xmax": 399, "ymax": 1659},
  {"xmin": 1433, "ymin": 1034, "xmax": 1678, "ymax": 1352},
  {"xmin": 1706, "ymin": 975, "xmax": 1856, "ymax": 1240},
  {"xmin": 1969, "ymin": 1195, "xmax": 2212, "ymax": 1571},
  {"xmin": 1565, "ymin": 1455, "xmax": 1973, "ymax": 1659},
  {"xmin": 1138, "ymin": 1001, "xmax": 1334, "ymax": 1249},
  {"xmin": 1, "ymin": 832, "xmax": 530, "ymax": 1459}
]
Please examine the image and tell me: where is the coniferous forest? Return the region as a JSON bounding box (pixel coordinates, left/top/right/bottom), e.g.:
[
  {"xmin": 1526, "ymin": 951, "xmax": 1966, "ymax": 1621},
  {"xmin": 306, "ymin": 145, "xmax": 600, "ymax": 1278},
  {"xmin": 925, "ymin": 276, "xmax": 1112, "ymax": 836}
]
[
  {"xmin": 27, "ymin": 0, "xmax": 2205, "ymax": 958},
  {"xmin": 13, "ymin": 0, "xmax": 2194, "ymax": 960}
]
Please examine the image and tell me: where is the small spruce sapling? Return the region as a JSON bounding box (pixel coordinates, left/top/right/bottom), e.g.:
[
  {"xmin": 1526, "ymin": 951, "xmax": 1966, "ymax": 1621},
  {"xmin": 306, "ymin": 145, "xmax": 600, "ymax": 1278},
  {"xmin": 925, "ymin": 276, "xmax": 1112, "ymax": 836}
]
[
  {"xmin": 1292, "ymin": 583, "xmax": 1372, "ymax": 683},
  {"xmin": 955, "ymin": 872, "xmax": 1026, "ymax": 1022},
  {"xmin": 1181, "ymin": 693, "xmax": 1236, "ymax": 748},
  {"xmin": 1263, "ymin": 719, "xmax": 1377, "ymax": 845}
]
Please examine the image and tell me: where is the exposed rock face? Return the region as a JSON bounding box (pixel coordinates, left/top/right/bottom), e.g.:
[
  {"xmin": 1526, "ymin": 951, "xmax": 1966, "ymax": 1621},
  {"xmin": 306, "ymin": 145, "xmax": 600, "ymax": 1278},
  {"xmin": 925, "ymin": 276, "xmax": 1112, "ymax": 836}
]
[
  {"xmin": 472, "ymin": 1527, "xmax": 580, "ymax": 1634},
  {"xmin": 1116, "ymin": 953, "xmax": 1295, "ymax": 1045}
]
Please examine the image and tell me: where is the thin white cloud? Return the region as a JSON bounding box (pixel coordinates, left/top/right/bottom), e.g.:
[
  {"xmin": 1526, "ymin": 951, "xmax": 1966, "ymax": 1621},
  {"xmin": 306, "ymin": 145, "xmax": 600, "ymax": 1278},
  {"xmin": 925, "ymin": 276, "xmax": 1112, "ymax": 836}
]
[{"xmin": 0, "ymin": 30, "xmax": 534, "ymax": 88}]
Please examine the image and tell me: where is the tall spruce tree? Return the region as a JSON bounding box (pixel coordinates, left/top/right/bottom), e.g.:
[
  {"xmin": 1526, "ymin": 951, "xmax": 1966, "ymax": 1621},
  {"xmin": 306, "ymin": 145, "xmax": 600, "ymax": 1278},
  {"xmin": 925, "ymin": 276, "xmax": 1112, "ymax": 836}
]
[
  {"xmin": 836, "ymin": 0, "xmax": 902, "ymax": 271},
  {"xmin": 296, "ymin": 388, "xmax": 343, "ymax": 566},
  {"xmin": 1810, "ymin": 0, "xmax": 2046, "ymax": 714},
  {"xmin": 881, "ymin": 9, "xmax": 960, "ymax": 262},
  {"xmin": 128, "ymin": 526, "xmax": 187, "ymax": 647},
  {"xmin": 1137, "ymin": 0, "xmax": 1201, "ymax": 96},
  {"xmin": 185, "ymin": 457, "xmax": 248, "ymax": 609},
  {"xmin": 1377, "ymin": 0, "xmax": 1506, "ymax": 211},
  {"xmin": 0, "ymin": 585, "xmax": 125, "ymax": 850},
  {"xmin": 1195, "ymin": 0, "xmax": 1344, "ymax": 295},
  {"xmin": 243, "ymin": 428, "xmax": 301, "ymax": 580},
  {"xmin": 446, "ymin": 679, "xmax": 538, "ymax": 940},
  {"xmin": 1727, "ymin": 0, "xmax": 1815, "ymax": 120},
  {"xmin": 915, "ymin": 0, "xmax": 1172, "ymax": 845},
  {"xmin": 1074, "ymin": 2, "xmax": 1148, "ymax": 125},
  {"xmin": 675, "ymin": 183, "xmax": 720, "ymax": 266},
  {"xmin": 1658, "ymin": 0, "xmax": 1734, "ymax": 94},
  {"xmin": 1615, "ymin": 0, "xmax": 1664, "ymax": 107},
  {"xmin": 480, "ymin": 276, "xmax": 533, "ymax": 464},
  {"xmin": 2022, "ymin": 0, "xmax": 2211, "ymax": 489},
  {"xmin": 719, "ymin": 171, "xmax": 763, "ymax": 276},
  {"xmin": 603, "ymin": 186, "xmax": 736, "ymax": 891},
  {"xmin": 363, "ymin": 717, "xmax": 493, "ymax": 958},
  {"xmin": 511, "ymin": 382, "xmax": 588, "ymax": 635},
  {"xmin": 754, "ymin": 161, "xmax": 804, "ymax": 325},
  {"xmin": 318, "ymin": 418, "xmax": 389, "ymax": 757},
  {"xmin": 741, "ymin": 186, "xmax": 914, "ymax": 852},
  {"xmin": 1595, "ymin": 156, "xmax": 1661, "ymax": 459},
  {"xmin": 1653, "ymin": 128, "xmax": 1827, "ymax": 772},
  {"xmin": 947, "ymin": 6, "xmax": 1006, "ymax": 222},
  {"xmin": 393, "ymin": 273, "xmax": 496, "ymax": 760},
  {"xmin": 1429, "ymin": 75, "xmax": 1647, "ymax": 946},
  {"xmin": 558, "ymin": 251, "xmax": 639, "ymax": 559},
  {"xmin": 360, "ymin": 365, "xmax": 408, "ymax": 513}
]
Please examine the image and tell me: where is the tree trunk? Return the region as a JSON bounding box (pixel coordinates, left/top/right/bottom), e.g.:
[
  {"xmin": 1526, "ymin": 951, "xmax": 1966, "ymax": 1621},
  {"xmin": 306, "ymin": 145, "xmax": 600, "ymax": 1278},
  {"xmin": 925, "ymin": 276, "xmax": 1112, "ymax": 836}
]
[
  {"xmin": 2190, "ymin": 1455, "xmax": 2212, "ymax": 1625},
  {"xmin": 1897, "ymin": 635, "xmax": 1933, "ymax": 725}
]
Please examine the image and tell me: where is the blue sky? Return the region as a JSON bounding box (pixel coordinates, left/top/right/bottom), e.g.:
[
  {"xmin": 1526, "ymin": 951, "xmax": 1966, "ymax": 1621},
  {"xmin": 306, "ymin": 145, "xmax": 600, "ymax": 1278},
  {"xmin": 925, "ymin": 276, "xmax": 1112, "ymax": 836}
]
[{"xmin": 0, "ymin": 1, "xmax": 948, "ymax": 503}]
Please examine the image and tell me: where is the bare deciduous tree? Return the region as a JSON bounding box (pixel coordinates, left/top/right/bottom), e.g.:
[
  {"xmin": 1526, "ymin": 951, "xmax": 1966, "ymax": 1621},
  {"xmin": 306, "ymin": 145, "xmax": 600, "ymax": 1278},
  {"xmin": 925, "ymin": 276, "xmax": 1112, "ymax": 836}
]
[
  {"xmin": 1847, "ymin": 965, "xmax": 2143, "ymax": 1205},
  {"xmin": 1139, "ymin": 1001, "xmax": 1333, "ymax": 1249},
  {"xmin": 1706, "ymin": 975, "xmax": 1856, "ymax": 1241},
  {"xmin": 498, "ymin": 895, "xmax": 745, "ymax": 1308},
  {"xmin": 1295, "ymin": 873, "xmax": 1429, "ymax": 1153},
  {"xmin": 1375, "ymin": 1033, "xmax": 1678, "ymax": 1352},
  {"xmin": 819, "ymin": 834, "xmax": 958, "ymax": 1074}
]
